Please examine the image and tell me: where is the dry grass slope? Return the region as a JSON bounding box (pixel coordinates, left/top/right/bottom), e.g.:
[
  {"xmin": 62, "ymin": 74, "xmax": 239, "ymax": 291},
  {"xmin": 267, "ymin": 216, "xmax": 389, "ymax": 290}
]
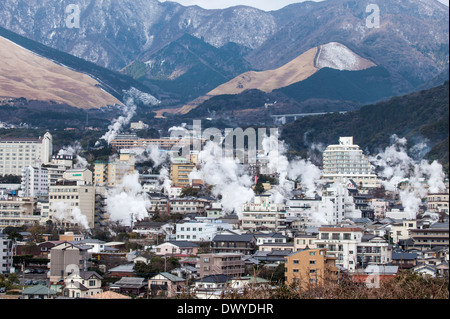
[{"xmin": 0, "ymin": 36, "xmax": 122, "ymax": 109}]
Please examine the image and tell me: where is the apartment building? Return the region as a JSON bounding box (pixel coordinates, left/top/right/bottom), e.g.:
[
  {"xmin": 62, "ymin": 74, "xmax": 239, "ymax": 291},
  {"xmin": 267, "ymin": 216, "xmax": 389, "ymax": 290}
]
[
  {"xmin": 94, "ymin": 151, "xmax": 135, "ymax": 187},
  {"xmin": 197, "ymin": 253, "xmax": 245, "ymax": 279},
  {"xmin": 169, "ymin": 198, "xmax": 210, "ymax": 215},
  {"xmin": 241, "ymin": 195, "xmax": 287, "ymax": 232},
  {"xmin": 170, "ymin": 162, "xmax": 196, "ymax": 188},
  {"xmin": 0, "ymin": 132, "xmax": 53, "ymax": 176},
  {"xmin": 20, "ymin": 165, "xmax": 49, "ymax": 197},
  {"xmin": 409, "ymin": 222, "xmax": 449, "ymax": 249},
  {"xmin": 211, "ymin": 234, "xmax": 257, "ymax": 255},
  {"xmin": 0, "ymin": 233, "xmax": 13, "ymax": 274},
  {"xmin": 357, "ymin": 234, "xmax": 392, "ymax": 268},
  {"xmin": 0, "ymin": 196, "xmax": 39, "ymax": 231},
  {"xmin": 294, "ymin": 233, "xmax": 318, "ymax": 251},
  {"xmin": 110, "ymin": 134, "xmax": 195, "ymax": 152},
  {"xmin": 48, "ymin": 175, "xmax": 95, "ymax": 230},
  {"xmin": 284, "ymin": 248, "xmax": 338, "ymax": 288},
  {"xmin": 176, "ymin": 219, "xmax": 233, "ymax": 242},
  {"xmin": 48, "ymin": 241, "xmax": 92, "ymax": 283},
  {"xmin": 427, "ymin": 193, "xmax": 449, "ymax": 214},
  {"xmin": 322, "ymin": 137, "xmax": 378, "ymax": 188},
  {"xmin": 388, "ymin": 219, "xmax": 418, "ymax": 244},
  {"xmin": 315, "ymin": 227, "xmax": 364, "ymax": 272}
]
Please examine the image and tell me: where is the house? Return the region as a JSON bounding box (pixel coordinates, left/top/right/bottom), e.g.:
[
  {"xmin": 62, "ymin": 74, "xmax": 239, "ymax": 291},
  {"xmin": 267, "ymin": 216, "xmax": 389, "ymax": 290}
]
[
  {"xmin": 107, "ymin": 264, "xmax": 135, "ymax": 277},
  {"xmin": 253, "ymin": 250, "xmax": 292, "ymax": 264},
  {"xmin": 352, "ymin": 265, "xmax": 399, "ymax": 287},
  {"xmin": 21, "ymin": 285, "xmax": 57, "ymax": 299},
  {"xmin": 258, "ymin": 242, "xmax": 294, "ymax": 253},
  {"xmin": 228, "ymin": 276, "xmax": 271, "ymax": 290},
  {"xmin": 391, "ymin": 252, "xmax": 418, "ymax": 269},
  {"xmin": 413, "ymin": 263, "xmax": 439, "ymax": 277},
  {"xmin": 153, "ymin": 241, "xmax": 199, "ymax": 257},
  {"xmin": 63, "ymin": 271, "xmax": 103, "ymax": 298},
  {"xmin": 284, "ymin": 248, "xmax": 338, "ymax": 289},
  {"xmin": 149, "ymin": 272, "xmax": 186, "ymax": 298},
  {"xmin": 211, "ymin": 234, "xmax": 257, "ymax": 255},
  {"xmin": 193, "ymin": 274, "xmax": 230, "ymax": 299},
  {"xmin": 37, "ymin": 241, "xmax": 64, "ymax": 257},
  {"xmin": 110, "ymin": 277, "xmax": 147, "ymax": 296}
]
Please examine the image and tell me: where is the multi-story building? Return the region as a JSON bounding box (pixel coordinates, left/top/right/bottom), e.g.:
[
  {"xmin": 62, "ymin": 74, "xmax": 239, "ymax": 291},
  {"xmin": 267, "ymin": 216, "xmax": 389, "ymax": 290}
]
[
  {"xmin": 48, "ymin": 241, "xmax": 92, "ymax": 283},
  {"xmin": 20, "ymin": 165, "xmax": 49, "ymax": 197},
  {"xmin": 94, "ymin": 151, "xmax": 135, "ymax": 187},
  {"xmin": 0, "ymin": 233, "xmax": 13, "ymax": 274},
  {"xmin": 322, "ymin": 137, "xmax": 378, "ymax": 188},
  {"xmin": 169, "ymin": 198, "xmax": 211, "ymax": 215},
  {"xmin": 211, "ymin": 234, "xmax": 257, "ymax": 255},
  {"xmin": 371, "ymin": 198, "xmax": 390, "ymax": 220},
  {"xmin": 294, "ymin": 233, "xmax": 318, "ymax": 251},
  {"xmin": 357, "ymin": 234, "xmax": 392, "ymax": 268},
  {"xmin": 48, "ymin": 170, "xmax": 95, "ymax": 230},
  {"xmin": 197, "ymin": 253, "xmax": 245, "ymax": 279},
  {"xmin": 315, "ymin": 226, "xmax": 364, "ymax": 273},
  {"xmin": 170, "ymin": 162, "xmax": 196, "ymax": 188},
  {"xmin": 0, "ymin": 132, "xmax": 53, "ymax": 176},
  {"xmin": 427, "ymin": 193, "xmax": 449, "ymax": 214},
  {"xmin": 176, "ymin": 219, "xmax": 233, "ymax": 242},
  {"xmin": 0, "ymin": 196, "xmax": 39, "ymax": 231},
  {"xmin": 110, "ymin": 134, "xmax": 196, "ymax": 152},
  {"xmin": 241, "ymin": 195, "xmax": 287, "ymax": 232},
  {"xmin": 409, "ymin": 222, "xmax": 449, "ymax": 249},
  {"xmin": 62, "ymin": 271, "xmax": 103, "ymax": 298},
  {"xmin": 388, "ymin": 219, "xmax": 418, "ymax": 244},
  {"xmin": 284, "ymin": 248, "xmax": 338, "ymax": 288}
]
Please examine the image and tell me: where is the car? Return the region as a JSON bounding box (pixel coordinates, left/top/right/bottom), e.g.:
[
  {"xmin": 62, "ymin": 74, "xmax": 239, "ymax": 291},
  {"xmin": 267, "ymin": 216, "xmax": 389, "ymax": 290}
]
[
  {"xmin": 24, "ymin": 269, "xmax": 32, "ymax": 274},
  {"xmin": 32, "ymin": 280, "xmax": 39, "ymax": 285},
  {"xmin": 36, "ymin": 269, "xmax": 46, "ymax": 274},
  {"xmin": 24, "ymin": 280, "xmax": 32, "ymax": 286},
  {"xmin": 0, "ymin": 287, "xmax": 6, "ymax": 293}
]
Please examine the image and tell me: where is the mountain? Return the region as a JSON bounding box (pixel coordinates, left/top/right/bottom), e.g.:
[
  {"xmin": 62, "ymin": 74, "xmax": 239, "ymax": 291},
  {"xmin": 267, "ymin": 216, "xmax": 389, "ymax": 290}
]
[
  {"xmin": 122, "ymin": 33, "xmax": 253, "ymax": 102},
  {"xmin": 177, "ymin": 42, "xmax": 381, "ymax": 114},
  {"xmin": 0, "ymin": 35, "xmax": 121, "ymax": 109},
  {"xmin": 0, "ymin": 25, "xmax": 160, "ymax": 104},
  {"xmin": 248, "ymin": 0, "xmax": 449, "ymax": 95},
  {"xmin": 280, "ymin": 81, "xmax": 449, "ymax": 166},
  {"xmin": 0, "ymin": 0, "xmax": 447, "ymax": 100}
]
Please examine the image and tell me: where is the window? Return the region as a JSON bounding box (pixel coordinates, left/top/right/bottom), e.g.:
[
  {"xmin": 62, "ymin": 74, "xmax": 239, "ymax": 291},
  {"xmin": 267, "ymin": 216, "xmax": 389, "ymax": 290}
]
[
  {"xmin": 309, "ymin": 251, "xmax": 316, "ymax": 256},
  {"xmin": 293, "ymin": 260, "xmax": 299, "ymax": 264},
  {"xmin": 309, "ymin": 260, "xmax": 316, "ymax": 265}
]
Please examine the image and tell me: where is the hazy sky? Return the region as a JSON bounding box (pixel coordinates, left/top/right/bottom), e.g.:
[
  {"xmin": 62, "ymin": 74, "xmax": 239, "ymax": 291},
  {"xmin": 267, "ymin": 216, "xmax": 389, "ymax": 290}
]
[{"xmin": 159, "ymin": 0, "xmax": 449, "ymax": 11}]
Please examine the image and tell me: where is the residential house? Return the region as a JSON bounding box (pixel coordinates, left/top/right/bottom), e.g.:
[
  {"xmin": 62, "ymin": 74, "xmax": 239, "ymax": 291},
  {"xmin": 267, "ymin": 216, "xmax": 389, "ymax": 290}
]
[
  {"xmin": 107, "ymin": 264, "xmax": 135, "ymax": 278},
  {"xmin": 110, "ymin": 277, "xmax": 147, "ymax": 296},
  {"xmin": 149, "ymin": 272, "xmax": 186, "ymax": 298},
  {"xmin": 284, "ymin": 248, "xmax": 338, "ymax": 289},
  {"xmin": 193, "ymin": 274, "xmax": 230, "ymax": 299},
  {"xmin": 63, "ymin": 271, "xmax": 103, "ymax": 298},
  {"xmin": 352, "ymin": 265, "xmax": 399, "ymax": 287},
  {"xmin": 21, "ymin": 285, "xmax": 57, "ymax": 299},
  {"xmin": 175, "ymin": 218, "xmax": 233, "ymax": 242},
  {"xmin": 154, "ymin": 241, "xmax": 199, "ymax": 257},
  {"xmin": 357, "ymin": 234, "xmax": 392, "ymax": 268},
  {"xmin": 391, "ymin": 252, "xmax": 418, "ymax": 269}
]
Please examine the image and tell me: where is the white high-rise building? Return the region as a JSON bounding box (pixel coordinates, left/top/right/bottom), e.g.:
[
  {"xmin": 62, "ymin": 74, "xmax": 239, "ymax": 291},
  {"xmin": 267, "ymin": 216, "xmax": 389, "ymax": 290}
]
[
  {"xmin": 0, "ymin": 132, "xmax": 53, "ymax": 176},
  {"xmin": 20, "ymin": 165, "xmax": 49, "ymax": 197},
  {"xmin": 322, "ymin": 137, "xmax": 378, "ymax": 188}
]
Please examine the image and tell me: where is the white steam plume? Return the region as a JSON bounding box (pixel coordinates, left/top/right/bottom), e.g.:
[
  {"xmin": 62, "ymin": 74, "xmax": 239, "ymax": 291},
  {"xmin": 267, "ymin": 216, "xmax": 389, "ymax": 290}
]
[
  {"xmin": 189, "ymin": 141, "xmax": 255, "ymax": 217},
  {"xmin": 105, "ymin": 171, "xmax": 152, "ymax": 227},
  {"xmin": 50, "ymin": 202, "xmax": 90, "ymax": 231},
  {"xmin": 58, "ymin": 141, "xmax": 88, "ymax": 169},
  {"xmin": 370, "ymin": 135, "xmax": 446, "ymax": 219}
]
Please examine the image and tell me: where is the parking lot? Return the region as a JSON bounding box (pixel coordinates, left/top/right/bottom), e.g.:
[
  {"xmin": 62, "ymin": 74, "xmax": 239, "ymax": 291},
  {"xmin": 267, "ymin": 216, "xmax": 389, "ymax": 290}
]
[{"xmin": 17, "ymin": 268, "xmax": 49, "ymax": 287}]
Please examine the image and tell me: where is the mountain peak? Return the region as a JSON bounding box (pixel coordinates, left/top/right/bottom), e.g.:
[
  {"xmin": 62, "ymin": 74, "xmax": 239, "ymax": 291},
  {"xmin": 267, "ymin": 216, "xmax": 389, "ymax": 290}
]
[{"xmin": 316, "ymin": 42, "xmax": 376, "ymax": 71}]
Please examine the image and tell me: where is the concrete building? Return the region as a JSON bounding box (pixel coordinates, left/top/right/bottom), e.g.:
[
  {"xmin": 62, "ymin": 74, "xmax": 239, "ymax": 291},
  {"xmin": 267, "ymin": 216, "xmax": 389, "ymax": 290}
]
[
  {"xmin": 48, "ymin": 241, "xmax": 92, "ymax": 283},
  {"xmin": 0, "ymin": 132, "xmax": 53, "ymax": 176},
  {"xmin": 284, "ymin": 248, "xmax": 338, "ymax": 288},
  {"xmin": 170, "ymin": 162, "xmax": 196, "ymax": 188},
  {"xmin": 20, "ymin": 165, "xmax": 49, "ymax": 197},
  {"xmin": 94, "ymin": 151, "xmax": 135, "ymax": 187},
  {"xmin": 357, "ymin": 234, "xmax": 392, "ymax": 268},
  {"xmin": 0, "ymin": 233, "xmax": 13, "ymax": 274},
  {"xmin": 176, "ymin": 219, "xmax": 233, "ymax": 242},
  {"xmin": 241, "ymin": 194, "xmax": 287, "ymax": 232},
  {"xmin": 0, "ymin": 196, "xmax": 39, "ymax": 231},
  {"xmin": 197, "ymin": 253, "xmax": 245, "ymax": 279},
  {"xmin": 427, "ymin": 193, "xmax": 449, "ymax": 214},
  {"xmin": 315, "ymin": 226, "xmax": 364, "ymax": 272},
  {"xmin": 48, "ymin": 179, "xmax": 95, "ymax": 231},
  {"xmin": 409, "ymin": 222, "xmax": 449, "ymax": 249},
  {"xmin": 169, "ymin": 198, "xmax": 210, "ymax": 215},
  {"xmin": 322, "ymin": 137, "xmax": 378, "ymax": 188}
]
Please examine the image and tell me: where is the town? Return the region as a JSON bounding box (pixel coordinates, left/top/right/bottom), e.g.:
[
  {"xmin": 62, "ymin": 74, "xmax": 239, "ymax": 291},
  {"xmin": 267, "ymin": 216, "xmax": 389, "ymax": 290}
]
[{"xmin": 0, "ymin": 124, "xmax": 448, "ymax": 300}]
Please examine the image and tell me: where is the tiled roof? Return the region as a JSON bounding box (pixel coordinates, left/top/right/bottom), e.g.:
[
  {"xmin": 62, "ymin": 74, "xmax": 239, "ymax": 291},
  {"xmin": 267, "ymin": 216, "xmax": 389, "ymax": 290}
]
[{"xmin": 88, "ymin": 291, "xmax": 131, "ymax": 299}]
